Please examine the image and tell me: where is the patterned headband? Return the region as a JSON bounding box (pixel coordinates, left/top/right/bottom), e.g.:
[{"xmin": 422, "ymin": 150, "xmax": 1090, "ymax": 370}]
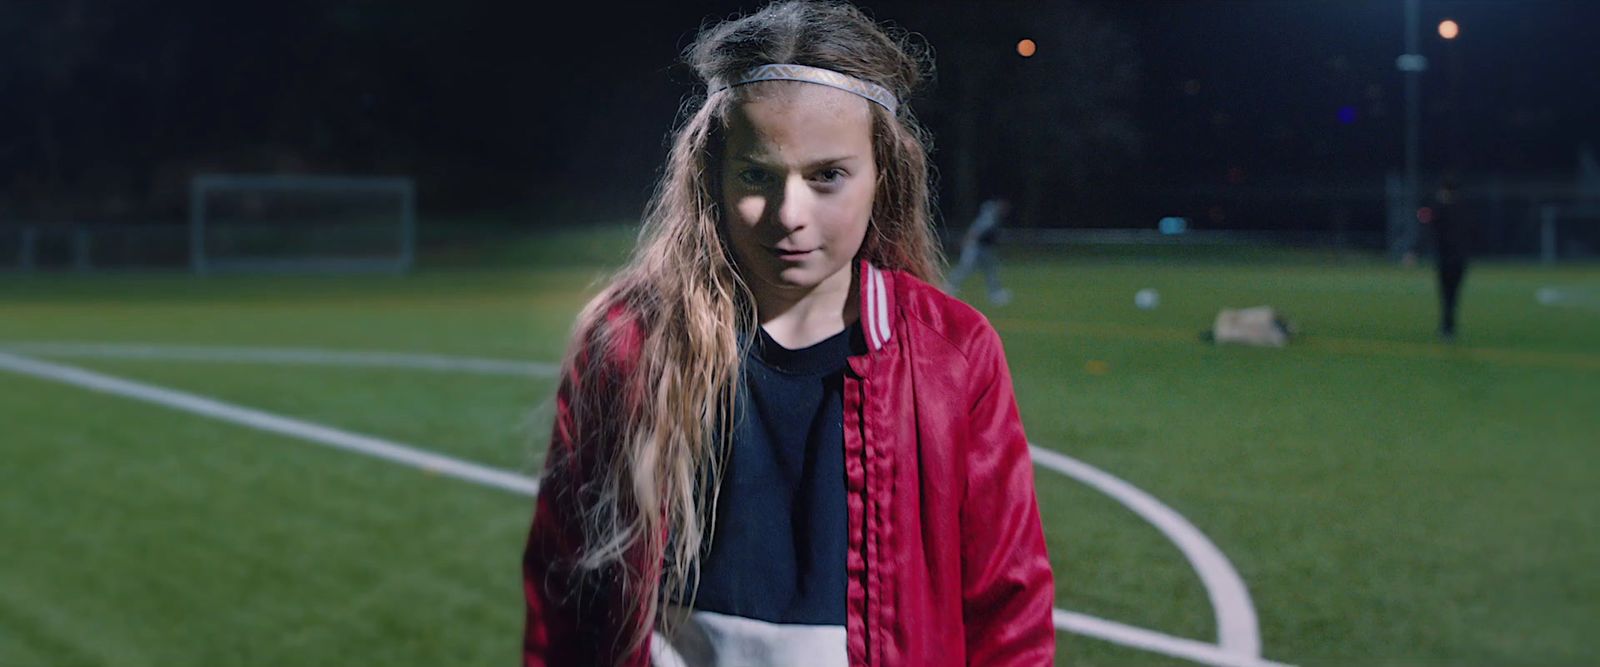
[{"xmin": 710, "ymin": 63, "xmax": 899, "ymax": 115}]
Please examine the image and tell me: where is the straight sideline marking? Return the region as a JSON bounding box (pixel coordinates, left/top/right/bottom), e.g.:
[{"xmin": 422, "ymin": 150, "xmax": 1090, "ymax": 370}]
[
  {"xmin": 0, "ymin": 346, "xmax": 1289, "ymax": 667},
  {"xmin": 0, "ymin": 351, "xmax": 539, "ymax": 496},
  {"xmin": 1536, "ymin": 285, "xmax": 1600, "ymax": 310},
  {"xmin": 990, "ymin": 318, "xmax": 1600, "ymax": 372},
  {"xmin": 0, "ymin": 342, "xmax": 557, "ymax": 377}
]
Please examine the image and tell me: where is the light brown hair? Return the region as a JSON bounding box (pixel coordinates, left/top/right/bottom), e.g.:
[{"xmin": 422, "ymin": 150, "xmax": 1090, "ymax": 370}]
[{"xmin": 550, "ymin": 1, "xmax": 942, "ymax": 655}]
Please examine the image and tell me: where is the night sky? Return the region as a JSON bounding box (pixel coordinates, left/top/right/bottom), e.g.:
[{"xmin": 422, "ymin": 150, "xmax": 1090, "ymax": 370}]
[{"xmin": 2, "ymin": 0, "xmax": 1596, "ymax": 230}]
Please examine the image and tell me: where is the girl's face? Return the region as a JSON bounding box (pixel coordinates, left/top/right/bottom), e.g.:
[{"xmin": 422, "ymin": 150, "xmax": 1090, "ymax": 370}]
[{"xmin": 719, "ymin": 83, "xmax": 877, "ymax": 307}]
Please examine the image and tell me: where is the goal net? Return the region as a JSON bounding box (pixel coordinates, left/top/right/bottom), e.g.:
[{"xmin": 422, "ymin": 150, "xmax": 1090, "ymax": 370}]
[
  {"xmin": 1538, "ymin": 203, "xmax": 1600, "ymax": 263},
  {"xmin": 189, "ymin": 174, "xmax": 416, "ymax": 275}
]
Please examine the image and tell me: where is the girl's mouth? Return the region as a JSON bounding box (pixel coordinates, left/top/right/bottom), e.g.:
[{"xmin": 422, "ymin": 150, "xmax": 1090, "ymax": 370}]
[{"xmin": 770, "ymin": 247, "xmax": 815, "ymax": 259}]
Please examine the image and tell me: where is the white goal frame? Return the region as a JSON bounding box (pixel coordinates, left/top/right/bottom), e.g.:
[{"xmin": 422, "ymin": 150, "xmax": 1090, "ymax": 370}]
[{"xmin": 189, "ymin": 174, "xmax": 416, "ymax": 275}]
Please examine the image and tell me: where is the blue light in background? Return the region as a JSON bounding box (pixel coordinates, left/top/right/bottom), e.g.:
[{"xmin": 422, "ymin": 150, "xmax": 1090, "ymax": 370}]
[{"xmin": 1337, "ymin": 105, "xmax": 1358, "ymax": 125}]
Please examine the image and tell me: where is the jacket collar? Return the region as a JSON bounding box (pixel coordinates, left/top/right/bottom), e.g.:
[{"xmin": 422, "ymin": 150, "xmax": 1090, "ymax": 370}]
[{"xmin": 859, "ymin": 258, "xmax": 895, "ymax": 353}]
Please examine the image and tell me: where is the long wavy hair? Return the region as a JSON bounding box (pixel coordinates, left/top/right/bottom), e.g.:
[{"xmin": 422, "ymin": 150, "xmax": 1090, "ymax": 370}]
[{"xmin": 551, "ymin": 0, "xmax": 941, "ymax": 655}]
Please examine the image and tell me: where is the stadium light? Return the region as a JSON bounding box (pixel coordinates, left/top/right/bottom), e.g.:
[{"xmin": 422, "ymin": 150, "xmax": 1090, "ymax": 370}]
[{"xmin": 1438, "ymin": 19, "xmax": 1460, "ymax": 40}]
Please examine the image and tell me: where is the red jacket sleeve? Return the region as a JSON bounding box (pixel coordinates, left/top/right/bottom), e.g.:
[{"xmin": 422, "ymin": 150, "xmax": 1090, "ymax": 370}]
[
  {"xmin": 523, "ymin": 362, "xmax": 606, "ymax": 666},
  {"xmin": 523, "ymin": 308, "xmax": 645, "ymax": 667},
  {"xmin": 960, "ymin": 322, "xmax": 1057, "ymax": 665}
]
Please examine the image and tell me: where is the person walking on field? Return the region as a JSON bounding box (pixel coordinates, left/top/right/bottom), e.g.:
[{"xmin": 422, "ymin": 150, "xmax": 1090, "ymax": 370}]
[{"xmin": 943, "ymin": 197, "xmax": 1013, "ymax": 305}]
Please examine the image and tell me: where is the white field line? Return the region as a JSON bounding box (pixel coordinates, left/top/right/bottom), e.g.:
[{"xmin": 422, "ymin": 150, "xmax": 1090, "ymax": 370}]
[
  {"xmin": 1056, "ymin": 610, "xmax": 1289, "ymax": 667},
  {"xmin": 1535, "ymin": 286, "xmax": 1600, "ymax": 310},
  {"xmin": 1031, "ymin": 444, "xmax": 1262, "ymax": 658},
  {"xmin": 0, "ymin": 344, "xmax": 1289, "ymax": 666},
  {"xmin": 0, "ymin": 342, "xmax": 559, "ymax": 378},
  {"xmin": 0, "ymin": 351, "xmax": 539, "ymax": 496}
]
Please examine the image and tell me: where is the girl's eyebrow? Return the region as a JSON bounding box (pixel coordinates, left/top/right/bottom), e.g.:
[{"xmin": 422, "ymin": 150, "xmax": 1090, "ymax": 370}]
[{"xmin": 731, "ymin": 154, "xmax": 860, "ymax": 169}]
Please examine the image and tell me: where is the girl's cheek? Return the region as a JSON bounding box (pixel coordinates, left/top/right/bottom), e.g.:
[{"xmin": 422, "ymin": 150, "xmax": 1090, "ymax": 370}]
[{"xmin": 734, "ymin": 197, "xmax": 766, "ymax": 227}]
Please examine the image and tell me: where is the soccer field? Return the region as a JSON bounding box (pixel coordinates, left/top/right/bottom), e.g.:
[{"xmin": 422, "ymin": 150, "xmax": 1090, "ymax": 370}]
[{"xmin": 3, "ymin": 232, "xmax": 1597, "ymax": 666}]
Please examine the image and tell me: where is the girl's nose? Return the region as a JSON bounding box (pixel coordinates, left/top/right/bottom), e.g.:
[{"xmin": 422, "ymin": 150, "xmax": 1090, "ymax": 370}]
[{"xmin": 775, "ymin": 175, "xmax": 811, "ymax": 232}]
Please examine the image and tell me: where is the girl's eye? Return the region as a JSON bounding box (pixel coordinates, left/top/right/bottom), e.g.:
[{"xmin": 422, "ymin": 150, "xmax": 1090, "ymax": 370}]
[
  {"xmin": 738, "ymin": 169, "xmax": 773, "ymax": 187},
  {"xmin": 813, "ymin": 168, "xmax": 845, "ymax": 184}
]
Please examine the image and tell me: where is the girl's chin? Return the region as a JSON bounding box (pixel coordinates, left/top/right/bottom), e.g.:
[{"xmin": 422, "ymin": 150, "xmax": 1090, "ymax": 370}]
[
  {"xmin": 758, "ymin": 263, "xmax": 843, "ymax": 292},
  {"xmin": 790, "ymin": 265, "xmax": 858, "ymax": 289},
  {"xmin": 766, "ymin": 267, "xmax": 821, "ymax": 289},
  {"xmin": 737, "ymin": 251, "xmax": 853, "ymax": 296}
]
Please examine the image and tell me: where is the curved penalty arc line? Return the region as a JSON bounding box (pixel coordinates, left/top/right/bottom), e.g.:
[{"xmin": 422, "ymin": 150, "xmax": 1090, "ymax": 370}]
[{"xmin": 1029, "ymin": 445, "xmax": 1263, "ymax": 659}]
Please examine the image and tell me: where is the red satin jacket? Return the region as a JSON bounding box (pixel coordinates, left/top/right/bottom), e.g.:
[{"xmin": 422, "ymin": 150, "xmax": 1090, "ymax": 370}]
[{"xmin": 524, "ymin": 259, "xmax": 1056, "ymax": 666}]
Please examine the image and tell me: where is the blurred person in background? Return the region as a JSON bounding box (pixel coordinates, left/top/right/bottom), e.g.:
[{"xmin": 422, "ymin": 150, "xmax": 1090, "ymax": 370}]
[
  {"xmin": 943, "ymin": 197, "xmax": 1013, "ymax": 306},
  {"xmin": 1426, "ymin": 175, "xmax": 1469, "ymax": 342}
]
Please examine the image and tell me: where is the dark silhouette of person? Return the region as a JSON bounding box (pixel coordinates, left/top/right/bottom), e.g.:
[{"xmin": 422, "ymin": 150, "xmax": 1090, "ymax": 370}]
[{"xmin": 1426, "ymin": 176, "xmax": 1469, "ymax": 341}]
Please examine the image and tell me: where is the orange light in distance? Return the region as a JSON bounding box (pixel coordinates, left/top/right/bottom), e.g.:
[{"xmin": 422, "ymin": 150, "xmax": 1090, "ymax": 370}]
[
  {"xmin": 1017, "ymin": 39, "xmax": 1037, "ymax": 57},
  {"xmin": 1438, "ymin": 19, "xmax": 1460, "ymax": 40}
]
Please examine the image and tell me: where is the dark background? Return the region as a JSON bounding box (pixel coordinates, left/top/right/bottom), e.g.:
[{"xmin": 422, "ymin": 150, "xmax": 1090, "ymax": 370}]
[{"xmin": 3, "ymin": 0, "xmax": 1595, "ymax": 242}]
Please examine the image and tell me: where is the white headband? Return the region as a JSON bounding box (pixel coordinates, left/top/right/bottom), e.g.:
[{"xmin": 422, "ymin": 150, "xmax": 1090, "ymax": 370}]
[{"xmin": 710, "ymin": 63, "xmax": 898, "ymax": 115}]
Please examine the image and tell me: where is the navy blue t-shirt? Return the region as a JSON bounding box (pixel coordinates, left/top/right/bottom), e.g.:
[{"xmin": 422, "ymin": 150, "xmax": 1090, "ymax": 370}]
[
  {"xmin": 697, "ymin": 320, "xmax": 863, "ymax": 621},
  {"xmin": 656, "ymin": 321, "xmax": 864, "ymax": 665}
]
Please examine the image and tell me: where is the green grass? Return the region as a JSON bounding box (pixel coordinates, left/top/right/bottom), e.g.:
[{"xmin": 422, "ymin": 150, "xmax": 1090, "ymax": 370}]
[{"xmin": 2, "ymin": 232, "xmax": 1597, "ymax": 666}]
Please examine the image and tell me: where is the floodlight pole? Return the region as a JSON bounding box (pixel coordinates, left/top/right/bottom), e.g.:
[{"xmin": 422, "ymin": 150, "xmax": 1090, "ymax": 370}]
[{"xmin": 1397, "ymin": 0, "xmax": 1426, "ymax": 259}]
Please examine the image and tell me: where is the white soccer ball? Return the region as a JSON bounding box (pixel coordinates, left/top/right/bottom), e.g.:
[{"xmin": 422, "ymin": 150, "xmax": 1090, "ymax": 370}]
[{"xmin": 1135, "ymin": 288, "xmax": 1160, "ymax": 310}]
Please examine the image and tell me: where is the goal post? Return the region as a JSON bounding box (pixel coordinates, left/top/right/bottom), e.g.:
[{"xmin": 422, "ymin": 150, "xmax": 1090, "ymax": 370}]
[
  {"xmin": 189, "ymin": 174, "xmax": 416, "ymax": 275},
  {"xmin": 1539, "ymin": 203, "xmax": 1600, "ymax": 264}
]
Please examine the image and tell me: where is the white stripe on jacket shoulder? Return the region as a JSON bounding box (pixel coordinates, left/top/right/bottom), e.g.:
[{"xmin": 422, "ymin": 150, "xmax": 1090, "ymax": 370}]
[{"xmin": 861, "ymin": 262, "xmax": 893, "ymax": 351}]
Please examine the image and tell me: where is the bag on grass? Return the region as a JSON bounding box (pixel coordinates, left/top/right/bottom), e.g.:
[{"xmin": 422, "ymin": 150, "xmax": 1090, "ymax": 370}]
[{"xmin": 1206, "ymin": 306, "xmax": 1295, "ymax": 348}]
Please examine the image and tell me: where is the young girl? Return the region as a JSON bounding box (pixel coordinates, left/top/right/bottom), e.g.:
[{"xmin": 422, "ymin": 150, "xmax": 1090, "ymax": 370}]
[{"xmin": 523, "ymin": 3, "xmax": 1055, "ymax": 665}]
